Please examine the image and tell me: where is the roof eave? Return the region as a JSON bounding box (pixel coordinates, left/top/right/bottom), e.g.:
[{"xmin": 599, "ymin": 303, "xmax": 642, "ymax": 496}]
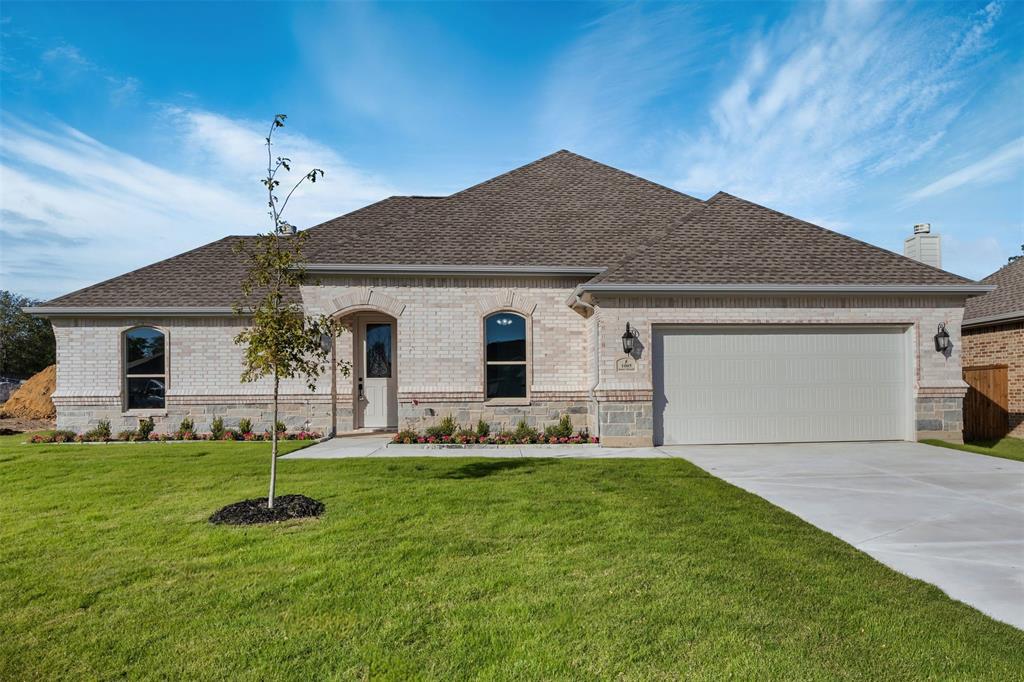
[
  {"xmin": 962, "ymin": 309, "xmax": 1024, "ymax": 328},
  {"xmin": 578, "ymin": 283, "xmax": 995, "ymax": 295},
  {"xmin": 24, "ymin": 306, "xmax": 247, "ymax": 318},
  {"xmin": 301, "ymin": 263, "xmax": 605, "ymax": 276}
]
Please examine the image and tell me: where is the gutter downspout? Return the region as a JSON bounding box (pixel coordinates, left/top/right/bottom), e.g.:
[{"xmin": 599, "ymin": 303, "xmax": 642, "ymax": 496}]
[{"xmin": 572, "ymin": 292, "xmax": 601, "ymax": 440}]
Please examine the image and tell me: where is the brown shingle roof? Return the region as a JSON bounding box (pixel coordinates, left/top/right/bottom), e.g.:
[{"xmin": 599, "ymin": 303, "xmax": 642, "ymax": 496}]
[
  {"xmin": 590, "ymin": 192, "xmax": 974, "ymax": 286},
  {"xmin": 963, "ymin": 258, "xmax": 1024, "ymax": 325},
  {"xmin": 302, "ymin": 150, "xmax": 704, "ymax": 267},
  {"xmin": 35, "ymin": 151, "xmax": 979, "ymax": 310},
  {"xmin": 41, "ymin": 196, "xmax": 429, "ymax": 308}
]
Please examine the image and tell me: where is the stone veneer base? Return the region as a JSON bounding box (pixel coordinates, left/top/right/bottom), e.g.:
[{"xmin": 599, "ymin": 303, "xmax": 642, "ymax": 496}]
[
  {"xmin": 53, "ymin": 395, "xmax": 966, "ymax": 446},
  {"xmin": 398, "ymin": 400, "xmax": 592, "ymax": 434},
  {"xmin": 54, "ymin": 398, "xmax": 348, "ymax": 435}
]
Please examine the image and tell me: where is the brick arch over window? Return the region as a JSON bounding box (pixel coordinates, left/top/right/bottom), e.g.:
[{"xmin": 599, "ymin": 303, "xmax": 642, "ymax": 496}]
[
  {"xmin": 328, "ymin": 288, "xmax": 406, "ymax": 319},
  {"xmin": 475, "ymin": 289, "xmax": 537, "ymax": 318}
]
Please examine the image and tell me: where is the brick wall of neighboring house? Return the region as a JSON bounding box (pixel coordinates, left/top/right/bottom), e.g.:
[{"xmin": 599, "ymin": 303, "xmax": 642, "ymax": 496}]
[
  {"xmin": 962, "ymin": 320, "xmax": 1024, "ymax": 438},
  {"xmin": 590, "ymin": 293, "xmax": 970, "ymax": 446}
]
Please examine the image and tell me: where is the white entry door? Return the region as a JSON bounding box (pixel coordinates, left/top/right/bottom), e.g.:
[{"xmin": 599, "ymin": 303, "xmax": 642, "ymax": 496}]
[
  {"xmin": 653, "ymin": 326, "xmax": 911, "ymax": 445},
  {"xmin": 358, "ymin": 319, "xmax": 397, "ymax": 429}
]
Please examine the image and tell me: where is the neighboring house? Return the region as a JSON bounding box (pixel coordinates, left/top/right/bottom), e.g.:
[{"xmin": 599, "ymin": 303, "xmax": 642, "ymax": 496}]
[
  {"xmin": 962, "ymin": 258, "xmax": 1024, "ymax": 439},
  {"xmin": 27, "ymin": 151, "xmax": 990, "ymax": 446}
]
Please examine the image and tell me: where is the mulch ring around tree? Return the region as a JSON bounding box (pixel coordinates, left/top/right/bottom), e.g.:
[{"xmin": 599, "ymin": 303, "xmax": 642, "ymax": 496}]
[{"xmin": 209, "ymin": 494, "xmax": 325, "ymax": 525}]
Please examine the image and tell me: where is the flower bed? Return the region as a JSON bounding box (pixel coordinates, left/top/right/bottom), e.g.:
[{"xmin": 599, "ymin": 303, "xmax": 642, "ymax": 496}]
[
  {"xmin": 29, "ymin": 429, "xmax": 323, "ymax": 444},
  {"xmin": 391, "ymin": 415, "xmax": 597, "ymax": 446},
  {"xmin": 392, "ymin": 433, "xmax": 598, "ymax": 446}
]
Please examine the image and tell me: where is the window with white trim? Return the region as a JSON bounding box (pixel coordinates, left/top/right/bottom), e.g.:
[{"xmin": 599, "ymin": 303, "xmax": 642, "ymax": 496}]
[
  {"xmin": 125, "ymin": 327, "xmax": 166, "ymax": 409},
  {"xmin": 484, "ymin": 312, "xmax": 527, "ymax": 399}
]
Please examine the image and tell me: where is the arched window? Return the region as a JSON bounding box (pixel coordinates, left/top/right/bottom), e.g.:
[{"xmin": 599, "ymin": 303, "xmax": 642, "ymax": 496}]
[
  {"xmin": 484, "ymin": 312, "xmax": 527, "ymax": 399},
  {"xmin": 125, "ymin": 327, "xmax": 166, "ymax": 409}
]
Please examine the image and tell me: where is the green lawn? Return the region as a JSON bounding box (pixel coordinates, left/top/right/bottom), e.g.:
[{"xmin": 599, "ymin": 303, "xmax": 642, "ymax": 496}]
[
  {"xmin": 1, "ymin": 439, "xmax": 1021, "ymax": 680},
  {"xmin": 922, "ymin": 436, "xmax": 1024, "ymax": 463}
]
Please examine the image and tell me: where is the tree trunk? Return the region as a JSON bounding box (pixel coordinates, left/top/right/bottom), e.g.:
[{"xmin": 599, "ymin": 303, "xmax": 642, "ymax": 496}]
[{"xmin": 268, "ymin": 368, "xmax": 279, "ymax": 509}]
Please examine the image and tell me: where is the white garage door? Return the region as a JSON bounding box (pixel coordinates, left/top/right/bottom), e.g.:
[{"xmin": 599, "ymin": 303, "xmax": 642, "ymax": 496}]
[{"xmin": 653, "ymin": 326, "xmax": 910, "ymax": 445}]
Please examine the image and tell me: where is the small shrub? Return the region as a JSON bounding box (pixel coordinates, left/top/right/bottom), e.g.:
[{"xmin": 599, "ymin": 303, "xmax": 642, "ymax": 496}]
[
  {"xmin": 544, "ymin": 415, "xmax": 574, "ymax": 440},
  {"xmin": 426, "ymin": 415, "xmax": 459, "ymax": 439},
  {"xmin": 176, "ymin": 417, "xmax": 195, "ymax": 439},
  {"xmin": 210, "ymin": 416, "xmax": 225, "ymax": 440},
  {"xmin": 137, "ymin": 417, "xmax": 155, "ymax": 440},
  {"xmin": 513, "ymin": 419, "xmax": 539, "ymax": 443},
  {"xmin": 53, "ymin": 430, "xmax": 77, "ymax": 443},
  {"xmin": 393, "ymin": 429, "xmax": 418, "ymax": 444},
  {"xmin": 117, "ymin": 429, "xmax": 136, "ymax": 441},
  {"xmin": 454, "ymin": 428, "xmax": 477, "ymax": 443},
  {"xmin": 475, "ymin": 419, "xmax": 490, "ymax": 437},
  {"xmin": 238, "ymin": 418, "xmax": 253, "ymax": 435},
  {"xmin": 275, "ymin": 420, "xmax": 286, "ymax": 434},
  {"xmin": 84, "ymin": 420, "xmax": 112, "ymax": 442}
]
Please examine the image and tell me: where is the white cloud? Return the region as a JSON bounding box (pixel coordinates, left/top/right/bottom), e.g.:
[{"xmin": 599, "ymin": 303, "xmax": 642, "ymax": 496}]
[
  {"xmin": 0, "ymin": 112, "xmax": 394, "ymax": 300},
  {"xmin": 41, "ymin": 44, "xmax": 91, "ymax": 67},
  {"xmin": 670, "ymin": 0, "xmax": 1005, "ymax": 207},
  {"xmin": 538, "ymin": 3, "xmax": 705, "ymax": 153},
  {"xmin": 942, "ymin": 233, "xmax": 1012, "ymax": 280},
  {"xmin": 906, "ymin": 137, "xmax": 1024, "ymax": 202}
]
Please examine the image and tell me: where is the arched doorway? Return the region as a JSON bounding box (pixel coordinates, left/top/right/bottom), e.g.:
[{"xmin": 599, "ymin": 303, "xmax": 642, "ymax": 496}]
[{"xmin": 331, "ymin": 306, "xmax": 399, "ymax": 431}]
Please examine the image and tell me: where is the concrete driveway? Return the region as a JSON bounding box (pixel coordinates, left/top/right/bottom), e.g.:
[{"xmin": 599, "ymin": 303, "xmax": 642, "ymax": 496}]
[{"xmin": 669, "ymin": 441, "xmax": 1024, "ymax": 629}]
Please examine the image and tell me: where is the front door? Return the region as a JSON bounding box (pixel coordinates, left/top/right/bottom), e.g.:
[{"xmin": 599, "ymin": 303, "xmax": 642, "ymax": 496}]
[{"xmin": 358, "ymin": 319, "xmax": 397, "ymax": 429}]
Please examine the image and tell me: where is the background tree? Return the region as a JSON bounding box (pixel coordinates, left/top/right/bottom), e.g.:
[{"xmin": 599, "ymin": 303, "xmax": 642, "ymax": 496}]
[
  {"xmin": 234, "ymin": 114, "xmax": 349, "ymax": 509},
  {"xmin": 0, "ymin": 291, "xmax": 56, "ymax": 379},
  {"xmin": 1009, "ymin": 244, "xmax": 1023, "ymax": 264}
]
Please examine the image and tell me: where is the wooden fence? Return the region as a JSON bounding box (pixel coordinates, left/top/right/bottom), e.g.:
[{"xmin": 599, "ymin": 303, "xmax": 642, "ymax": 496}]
[{"xmin": 962, "ymin": 364, "xmax": 1009, "ymax": 442}]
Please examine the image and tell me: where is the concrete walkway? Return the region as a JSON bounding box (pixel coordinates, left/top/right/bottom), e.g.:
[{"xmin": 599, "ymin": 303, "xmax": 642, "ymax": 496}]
[
  {"xmin": 283, "ymin": 437, "xmax": 1023, "ymax": 629},
  {"xmin": 672, "ymin": 441, "xmax": 1024, "ymax": 629}
]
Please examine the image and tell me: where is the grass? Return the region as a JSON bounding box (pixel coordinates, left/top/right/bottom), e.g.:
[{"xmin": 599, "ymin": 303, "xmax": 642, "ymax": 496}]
[
  {"xmin": 1, "ymin": 440, "xmax": 1021, "ymax": 680},
  {"xmin": 921, "ymin": 436, "xmax": 1024, "ymax": 463}
]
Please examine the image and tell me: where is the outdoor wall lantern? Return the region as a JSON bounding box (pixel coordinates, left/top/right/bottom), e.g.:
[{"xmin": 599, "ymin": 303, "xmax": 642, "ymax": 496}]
[
  {"xmin": 934, "ymin": 323, "xmax": 951, "ymax": 353},
  {"xmin": 319, "ymin": 332, "xmax": 333, "ymax": 353},
  {"xmin": 622, "ymin": 323, "xmax": 639, "ymax": 355}
]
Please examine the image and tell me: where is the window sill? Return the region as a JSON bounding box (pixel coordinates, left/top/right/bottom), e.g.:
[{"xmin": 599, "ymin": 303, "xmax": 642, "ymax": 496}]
[
  {"xmin": 483, "ymin": 398, "xmax": 531, "ymax": 407},
  {"xmin": 122, "ymin": 409, "xmax": 168, "ymax": 417}
]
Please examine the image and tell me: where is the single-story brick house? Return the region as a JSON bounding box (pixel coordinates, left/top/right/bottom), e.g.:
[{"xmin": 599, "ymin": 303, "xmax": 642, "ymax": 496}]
[
  {"xmin": 28, "ymin": 151, "xmax": 991, "ymax": 446},
  {"xmin": 962, "ymin": 258, "xmax": 1024, "ymax": 439}
]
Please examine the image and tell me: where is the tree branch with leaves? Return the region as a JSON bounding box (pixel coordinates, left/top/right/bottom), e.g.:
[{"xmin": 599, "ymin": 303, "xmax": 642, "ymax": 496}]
[{"xmin": 233, "ymin": 114, "xmax": 348, "ymax": 509}]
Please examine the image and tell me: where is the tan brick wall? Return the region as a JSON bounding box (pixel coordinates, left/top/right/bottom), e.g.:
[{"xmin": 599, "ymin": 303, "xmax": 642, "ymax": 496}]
[
  {"xmin": 49, "ymin": 286, "xmax": 973, "ymax": 444},
  {"xmin": 589, "ymin": 293, "xmax": 971, "ymax": 444},
  {"xmin": 301, "ymin": 276, "xmax": 591, "ymax": 401},
  {"xmin": 962, "ymin": 320, "xmax": 1024, "ymax": 438}
]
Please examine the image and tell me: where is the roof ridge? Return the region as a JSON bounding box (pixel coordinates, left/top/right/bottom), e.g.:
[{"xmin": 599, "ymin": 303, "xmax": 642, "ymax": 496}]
[
  {"xmin": 554, "ymin": 150, "xmax": 703, "ymax": 203},
  {"xmin": 446, "ymin": 149, "xmax": 575, "ymax": 199},
  {"xmin": 448, "ymin": 149, "xmax": 702, "ymax": 204},
  {"xmin": 587, "ymin": 198, "xmax": 715, "ymax": 285},
  {"xmin": 980, "ymin": 256, "xmax": 1024, "ymax": 282},
  {"xmin": 716, "ymin": 192, "xmax": 976, "ymax": 284}
]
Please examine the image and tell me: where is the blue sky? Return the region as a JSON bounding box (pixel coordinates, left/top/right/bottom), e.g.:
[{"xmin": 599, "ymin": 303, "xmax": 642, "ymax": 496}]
[{"xmin": 1, "ymin": 1, "xmax": 1022, "ymax": 300}]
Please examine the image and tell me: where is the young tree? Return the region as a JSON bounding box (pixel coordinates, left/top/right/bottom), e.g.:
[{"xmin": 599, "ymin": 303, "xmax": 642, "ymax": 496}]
[{"xmin": 234, "ymin": 114, "xmax": 345, "ymax": 508}]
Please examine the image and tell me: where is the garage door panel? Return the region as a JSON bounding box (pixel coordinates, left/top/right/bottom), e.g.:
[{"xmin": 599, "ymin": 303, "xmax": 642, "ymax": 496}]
[{"xmin": 654, "ymin": 326, "xmax": 909, "ymax": 445}]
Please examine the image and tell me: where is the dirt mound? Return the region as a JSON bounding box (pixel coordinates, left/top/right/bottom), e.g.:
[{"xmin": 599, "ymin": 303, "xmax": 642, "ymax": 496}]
[
  {"xmin": 0, "ymin": 365, "xmax": 56, "ymax": 420},
  {"xmin": 209, "ymin": 494, "xmax": 325, "ymax": 525}
]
